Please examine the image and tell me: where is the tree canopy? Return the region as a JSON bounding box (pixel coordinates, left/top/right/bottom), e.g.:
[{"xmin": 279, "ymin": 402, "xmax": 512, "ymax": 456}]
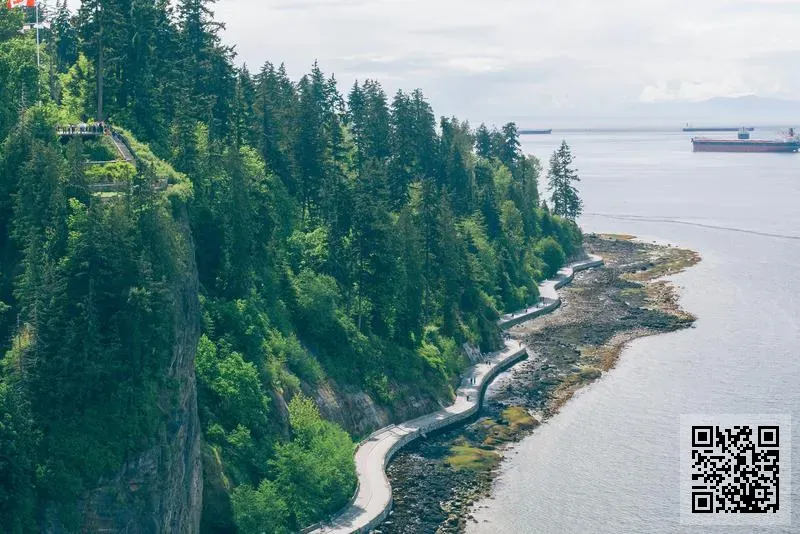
[
  {"xmin": 547, "ymin": 140, "xmax": 583, "ymax": 220},
  {"xmin": 0, "ymin": 3, "xmax": 584, "ymax": 532}
]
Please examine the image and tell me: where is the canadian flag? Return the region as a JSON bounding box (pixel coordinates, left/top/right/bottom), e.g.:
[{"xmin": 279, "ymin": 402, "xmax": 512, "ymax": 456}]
[{"xmin": 7, "ymin": 0, "xmax": 36, "ymax": 8}]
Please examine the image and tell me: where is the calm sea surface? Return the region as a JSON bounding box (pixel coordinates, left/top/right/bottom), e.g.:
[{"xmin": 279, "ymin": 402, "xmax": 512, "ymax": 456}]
[{"xmin": 468, "ymin": 128, "xmax": 800, "ymax": 534}]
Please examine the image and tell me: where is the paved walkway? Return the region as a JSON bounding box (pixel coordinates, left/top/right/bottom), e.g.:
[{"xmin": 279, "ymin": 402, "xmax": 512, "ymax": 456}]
[
  {"xmin": 498, "ymin": 254, "xmax": 604, "ymax": 328},
  {"xmin": 110, "ymin": 131, "xmax": 136, "ymax": 164},
  {"xmin": 308, "ymin": 254, "xmax": 604, "ymax": 534}
]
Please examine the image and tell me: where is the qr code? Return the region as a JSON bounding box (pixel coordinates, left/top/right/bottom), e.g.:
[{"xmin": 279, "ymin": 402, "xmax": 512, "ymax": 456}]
[
  {"xmin": 681, "ymin": 414, "xmax": 791, "ymax": 526},
  {"xmin": 690, "ymin": 425, "xmax": 779, "ymax": 513}
]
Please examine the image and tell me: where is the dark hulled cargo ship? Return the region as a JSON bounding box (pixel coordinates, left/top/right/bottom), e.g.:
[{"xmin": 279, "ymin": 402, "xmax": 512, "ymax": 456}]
[
  {"xmin": 692, "ymin": 128, "xmax": 800, "ymax": 153},
  {"xmin": 520, "ymin": 129, "xmax": 552, "ymax": 135}
]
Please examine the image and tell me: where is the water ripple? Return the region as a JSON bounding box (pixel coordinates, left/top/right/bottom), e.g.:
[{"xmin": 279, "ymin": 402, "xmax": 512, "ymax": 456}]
[{"xmin": 586, "ymin": 212, "xmax": 800, "ymax": 241}]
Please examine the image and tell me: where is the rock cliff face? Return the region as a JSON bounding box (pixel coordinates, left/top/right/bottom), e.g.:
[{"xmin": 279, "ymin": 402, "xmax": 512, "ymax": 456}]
[
  {"xmin": 46, "ymin": 209, "xmax": 203, "ymax": 534},
  {"xmin": 313, "ymin": 380, "xmax": 447, "ymax": 439},
  {"xmin": 312, "ymin": 344, "xmax": 487, "ymax": 438}
]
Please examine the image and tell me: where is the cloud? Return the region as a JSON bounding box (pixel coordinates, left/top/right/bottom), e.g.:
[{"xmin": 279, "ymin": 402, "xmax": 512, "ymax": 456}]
[{"xmin": 232, "ymin": 0, "xmax": 369, "ymax": 11}]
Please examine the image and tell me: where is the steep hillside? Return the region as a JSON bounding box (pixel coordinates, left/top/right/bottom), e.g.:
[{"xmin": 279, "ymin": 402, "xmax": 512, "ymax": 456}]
[{"xmin": 0, "ymin": 106, "xmax": 202, "ymax": 532}]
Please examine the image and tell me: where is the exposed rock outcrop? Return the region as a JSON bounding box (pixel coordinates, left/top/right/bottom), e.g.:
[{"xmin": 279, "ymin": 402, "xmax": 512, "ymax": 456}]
[{"xmin": 314, "ymin": 380, "xmax": 445, "ymax": 439}]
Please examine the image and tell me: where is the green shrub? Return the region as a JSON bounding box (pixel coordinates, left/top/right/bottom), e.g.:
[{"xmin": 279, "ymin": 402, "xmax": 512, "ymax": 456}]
[
  {"xmin": 536, "ymin": 237, "xmax": 566, "ymax": 278},
  {"xmin": 273, "ymin": 395, "xmax": 356, "ymax": 529},
  {"xmin": 83, "ymin": 161, "xmax": 136, "ymax": 184},
  {"xmin": 232, "ymin": 480, "xmax": 291, "ymax": 534}
]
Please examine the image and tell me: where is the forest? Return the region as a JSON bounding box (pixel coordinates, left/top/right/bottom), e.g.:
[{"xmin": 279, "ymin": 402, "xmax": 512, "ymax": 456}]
[{"xmin": 0, "ymin": 1, "xmax": 583, "ymax": 532}]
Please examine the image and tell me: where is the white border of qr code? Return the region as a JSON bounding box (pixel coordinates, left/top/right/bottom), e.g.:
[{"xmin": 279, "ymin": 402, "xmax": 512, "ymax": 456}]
[{"xmin": 680, "ymin": 414, "xmax": 791, "ymax": 526}]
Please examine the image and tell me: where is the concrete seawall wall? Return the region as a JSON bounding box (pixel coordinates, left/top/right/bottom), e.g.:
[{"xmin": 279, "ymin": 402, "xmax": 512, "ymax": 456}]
[
  {"xmin": 499, "ymin": 257, "xmax": 604, "ymax": 329},
  {"xmin": 497, "ymin": 300, "xmax": 561, "ymax": 329}
]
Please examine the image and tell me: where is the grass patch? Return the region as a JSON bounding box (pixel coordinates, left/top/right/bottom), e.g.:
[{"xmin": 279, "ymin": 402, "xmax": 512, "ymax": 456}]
[
  {"xmin": 93, "ymin": 191, "xmax": 124, "ymax": 200},
  {"xmin": 445, "ymin": 444, "xmax": 501, "ymax": 472},
  {"xmin": 501, "ymin": 406, "xmax": 537, "ymax": 432},
  {"xmin": 477, "ymin": 406, "xmax": 539, "ymax": 447},
  {"xmin": 84, "ymin": 160, "xmax": 137, "ymax": 184},
  {"xmin": 113, "ymin": 127, "xmax": 188, "ymax": 186},
  {"xmin": 83, "ymin": 136, "xmax": 120, "ymax": 162}
]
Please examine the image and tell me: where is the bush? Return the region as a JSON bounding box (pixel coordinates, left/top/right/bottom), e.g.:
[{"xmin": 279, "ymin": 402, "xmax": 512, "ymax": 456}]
[
  {"xmin": 270, "ymin": 331, "xmax": 324, "ymax": 385},
  {"xmin": 83, "ymin": 161, "xmax": 136, "ymax": 184},
  {"xmin": 273, "ymin": 394, "xmax": 356, "ymax": 529},
  {"xmin": 196, "ymin": 335, "xmax": 270, "ymax": 434},
  {"xmin": 227, "ymin": 394, "xmax": 356, "ymax": 532},
  {"xmin": 291, "ymin": 269, "xmax": 340, "ymax": 338},
  {"xmin": 83, "ymin": 137, "xmax": 119, "ymax": 162},
  {"xmin": 536, "ymin": 237, "xmax": 566, "ymax": 279},
  {"xmin": 232, "ymin": 480, "xmax": 291, "ymax": 534}
]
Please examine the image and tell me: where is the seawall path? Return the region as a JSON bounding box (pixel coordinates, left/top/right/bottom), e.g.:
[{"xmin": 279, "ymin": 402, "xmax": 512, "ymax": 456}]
[{"xmin": 308, "ymin": 254, "xmax": 604, "ymax": 534}]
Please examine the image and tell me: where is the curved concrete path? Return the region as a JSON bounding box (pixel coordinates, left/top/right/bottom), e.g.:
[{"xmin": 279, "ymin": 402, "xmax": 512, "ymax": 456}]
[{"xmin": 308, "ymin": 254, "xmax": 604, "ymax": 534}]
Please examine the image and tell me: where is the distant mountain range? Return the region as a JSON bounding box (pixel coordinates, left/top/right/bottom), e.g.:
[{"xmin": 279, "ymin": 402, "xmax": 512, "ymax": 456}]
[
  {"xmin": 512, "ymin": 96, "xmax": 800, "ymax": 130},
  {"xmin": 629, "ymin": 96, "xmax": 800, "ymax": 126}
]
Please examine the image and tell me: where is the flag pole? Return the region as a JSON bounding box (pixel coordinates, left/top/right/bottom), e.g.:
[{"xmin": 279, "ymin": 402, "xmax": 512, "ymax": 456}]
[{"xmin": 35, "ymin": 0, "xmax": 40, "ymax": 69}]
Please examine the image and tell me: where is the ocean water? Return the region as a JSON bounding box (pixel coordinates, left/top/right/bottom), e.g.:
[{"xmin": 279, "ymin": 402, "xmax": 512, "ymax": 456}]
[{"xmin": 467, "ymin": 128, "xmax": 800, "ymax": 534}]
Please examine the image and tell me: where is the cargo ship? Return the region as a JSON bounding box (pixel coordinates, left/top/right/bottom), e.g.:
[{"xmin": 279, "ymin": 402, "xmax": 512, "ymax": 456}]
[
  {"xmin": 691, "ymin": 128, "xmax": 800, "ymax": 153},
  {"xmin": 519, "ymin": 129, "xmax": 552, "ymax": 135},
  {"xmin": 683, "ymin": 125, "xmax": 755, "ymax": 132}
]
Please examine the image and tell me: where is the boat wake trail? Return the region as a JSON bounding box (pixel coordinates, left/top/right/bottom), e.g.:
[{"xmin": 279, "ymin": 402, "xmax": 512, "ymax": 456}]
[{"xmin": 586, "ymin": 213, "xmax": 800, "ymax": 241}]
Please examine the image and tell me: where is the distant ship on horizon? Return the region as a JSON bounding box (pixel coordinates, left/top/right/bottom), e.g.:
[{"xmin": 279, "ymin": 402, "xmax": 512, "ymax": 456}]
[
  {"xmin": 519, "ymin": 129, "xmax": 552, "ymax": 135},
  {"xmin": 683, "ymin": 123, "xmax": 754, "ymax": 132}
]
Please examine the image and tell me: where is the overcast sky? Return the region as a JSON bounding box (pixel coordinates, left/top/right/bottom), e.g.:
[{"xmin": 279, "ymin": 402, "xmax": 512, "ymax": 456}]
[
  {"xmin": 211, "ymin": 0, "xmax": 800, "ymax": 123},
  {"xmin": 71, "ymin": 0, "xmax": 800, "ymax": 124}
]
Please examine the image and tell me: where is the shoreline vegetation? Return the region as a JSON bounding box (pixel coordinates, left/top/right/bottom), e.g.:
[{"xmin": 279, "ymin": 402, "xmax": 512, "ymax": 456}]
[{"xmin": 381, "ymin": 234, "xmax": 701, "ymax": 533}]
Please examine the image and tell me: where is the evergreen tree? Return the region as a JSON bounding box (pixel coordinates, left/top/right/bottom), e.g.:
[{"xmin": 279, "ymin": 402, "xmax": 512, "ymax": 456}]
[
  {"xmin": 49, "ymin": 0, "xmax": 78, "ymax": 73},
  {"xmin": 496, "ymin": 121, "xmax": 521, "ymax": 171},
  {"xmin": 348, "ymin": 79, "xmax": 391, "ymax": 167},
  {"xmin": 254, "ymin": 61, "xmax": 297, "ymax": 190},
  {"xmin": 474, "ymin": 123, "xmax": 493, "ymax": 159},
  {"xmin": 350, "ymin": 159, "xmax": 392, "ymax": 333},
  {"xmin": 438, "ymin": 116, "xmax": 474, "ymax": 214},
  {"xmin": 77, "ymin": 0, "xmax": 127, "ymax": 121},
  {"xmin": 232, "ymin": 67, "xmax": 258, "ymax": 147},
  {"xmin": 388, "ymin": 90, "xmax": 414, "ymax": 206},
  {"xmin": 547, "ymin": 140, "xmax": 583, "ymax": 220},
  {"xmin": 176, "ymin": 0, "xmax": 235, "ymax": 137},
  {"xmin": 410, "ymin": 89, "xmax": 438, "ymax": 178}
]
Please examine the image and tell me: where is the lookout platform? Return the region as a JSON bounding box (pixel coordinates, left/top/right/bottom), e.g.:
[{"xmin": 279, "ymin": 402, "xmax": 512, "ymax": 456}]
[{"xmin": 56, "ymin": 124, "xmax": 136, "ymax": 165}]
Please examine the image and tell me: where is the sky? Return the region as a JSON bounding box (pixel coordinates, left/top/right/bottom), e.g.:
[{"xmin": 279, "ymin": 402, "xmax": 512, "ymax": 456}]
[
  {"xmin": 212, "ymin": 0, "xmax": 800, "ymax": 125},
  {"xmin": 73, "ymin": 0, "xmax": 800, "ymax": 126}
]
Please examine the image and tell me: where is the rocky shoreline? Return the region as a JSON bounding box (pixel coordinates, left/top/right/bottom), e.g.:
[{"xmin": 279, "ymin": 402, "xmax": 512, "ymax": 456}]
[{"xmin": 378, "ymin": 234, "xmax": 701, "ymax": 534}]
